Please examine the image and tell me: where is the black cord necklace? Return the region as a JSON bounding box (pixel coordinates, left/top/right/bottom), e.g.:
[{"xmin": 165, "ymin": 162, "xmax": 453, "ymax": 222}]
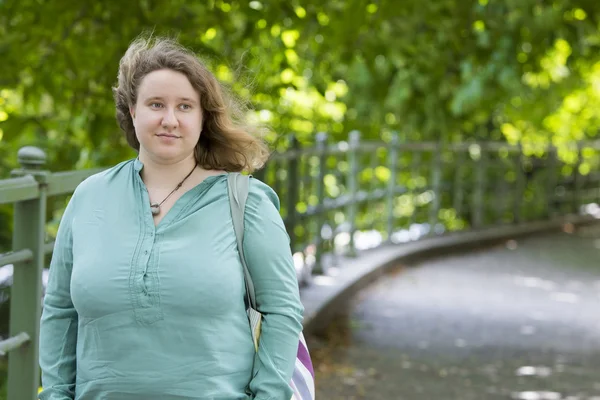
[{"xmin": 150, "ymin": 163, "xmax": 197, "ymax": 216}]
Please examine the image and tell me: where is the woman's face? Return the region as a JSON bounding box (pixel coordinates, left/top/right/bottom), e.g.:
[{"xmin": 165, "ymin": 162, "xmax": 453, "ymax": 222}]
[{"xmin": 130, "ymin": 68, "xmax": 202, "ymax": 165}]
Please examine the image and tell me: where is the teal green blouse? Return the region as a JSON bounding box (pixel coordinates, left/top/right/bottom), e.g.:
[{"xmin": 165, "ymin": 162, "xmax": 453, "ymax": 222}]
[{"xmin": 39, "ymin": 159, "xmax": 304, "ymax": 400}]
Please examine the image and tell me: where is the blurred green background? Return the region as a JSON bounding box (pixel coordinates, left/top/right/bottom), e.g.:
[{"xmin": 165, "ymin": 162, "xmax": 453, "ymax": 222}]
[
  {"xmin": 2, "ymin": 0, "xmax": 600, "ymax": 397},
  {"xmin": 2, "ymin": 0, "xmax": 600, "ymax": 246},
  {"xmin": 3, "ymin": 0, "xmax": 600, "ymax": 172}
]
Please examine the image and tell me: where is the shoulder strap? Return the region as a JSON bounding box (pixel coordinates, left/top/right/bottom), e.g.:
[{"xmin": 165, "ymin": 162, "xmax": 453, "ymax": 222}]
[{"xmin": 227, "ymin": 173, "xmax": 257, "ymax": 311}]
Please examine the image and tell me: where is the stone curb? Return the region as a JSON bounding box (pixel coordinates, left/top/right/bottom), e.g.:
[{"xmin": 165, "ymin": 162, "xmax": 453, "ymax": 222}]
[{"xmin": 300, "ymin": 214, "xmax": 600, "ymax": 335}]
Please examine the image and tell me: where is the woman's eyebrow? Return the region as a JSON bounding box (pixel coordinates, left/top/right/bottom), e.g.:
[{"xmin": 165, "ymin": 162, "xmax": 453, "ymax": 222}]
[
  {"xmin": 144, "ymin": 96, "xmax": 198, "ymax": 105},
  {"xmin": 177, "ymin": 97, "xmax": 198, "ymax": 104}
]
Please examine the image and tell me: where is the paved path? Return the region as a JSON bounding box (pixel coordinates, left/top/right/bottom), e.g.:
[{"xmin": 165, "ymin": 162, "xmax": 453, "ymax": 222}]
[{"xmin": 307, "ymin": 224, "xmax": 600, "ymax": 399}]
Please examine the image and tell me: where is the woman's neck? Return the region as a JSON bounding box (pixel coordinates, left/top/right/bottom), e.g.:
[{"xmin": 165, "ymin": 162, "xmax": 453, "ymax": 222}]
[{"xmin": 138, "ymin": 154, "xmax": 198, "ymax": 190}]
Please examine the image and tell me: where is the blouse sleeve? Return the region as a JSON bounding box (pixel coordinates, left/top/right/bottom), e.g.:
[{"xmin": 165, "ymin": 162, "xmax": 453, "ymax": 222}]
[
  {"xmin": 39, "ymin": 194, "xmax": 79, "ymax": 400},
  {"xmin": 243, "ymin": 179, "xmax": 304, "ymax": 400}
]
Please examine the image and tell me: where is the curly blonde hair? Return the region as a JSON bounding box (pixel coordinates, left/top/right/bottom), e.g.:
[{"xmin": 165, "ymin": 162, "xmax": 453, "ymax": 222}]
[{"xmin": 112, "ymin": 36, "xmax": 270, "ymax": 173}]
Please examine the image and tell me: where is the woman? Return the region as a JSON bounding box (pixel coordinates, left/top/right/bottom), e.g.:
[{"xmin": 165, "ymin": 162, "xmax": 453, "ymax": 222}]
[{"xmin": 39, "ymin": 36, "xmax": 304, "ymax": 400}]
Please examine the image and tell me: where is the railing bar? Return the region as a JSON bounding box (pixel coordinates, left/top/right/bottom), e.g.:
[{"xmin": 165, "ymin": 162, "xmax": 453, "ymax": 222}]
[
  {"xmin": 296, "ymin": 188, "xmax": 407, "ymax": 219},
  {"xmin": 0, "ymin": 176, "xmax": 39, "ymax": 204},
  {"xmin": 0, "ymin": 332, "xmax": 30, "ymax": 356},
  {"xmin": 46, "ymin": 168, "xmax": 105, "ymax": 196},
  {"xmin": 268, "ymin": 140, "xmax": 600, "ymax": 162},
  {"xmin": 0, "ymin": 249, "xmax": 34, "ymax": 267}
]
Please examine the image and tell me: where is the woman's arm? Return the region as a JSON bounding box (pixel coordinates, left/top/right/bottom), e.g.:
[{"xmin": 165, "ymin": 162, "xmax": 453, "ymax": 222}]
[
  {"xmin": 243, "ymin": 179, "xmax": 305, "ymax": 400},
  {"xmin": 39, "ymin": 196, "xmax": 78, "ymax": 400}
]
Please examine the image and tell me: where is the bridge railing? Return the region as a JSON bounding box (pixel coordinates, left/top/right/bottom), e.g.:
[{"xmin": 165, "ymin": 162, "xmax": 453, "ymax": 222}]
[
  {"xmin": 256, "ymin": 133, "xmax": 600, "ymax": 276},
  {"xmin": 1, "ymin": 135, "xmax": 600, "ymax": 399},
  {"xmin": 0, "ymin": 147, "xmax": 105, "ymax": 399}
]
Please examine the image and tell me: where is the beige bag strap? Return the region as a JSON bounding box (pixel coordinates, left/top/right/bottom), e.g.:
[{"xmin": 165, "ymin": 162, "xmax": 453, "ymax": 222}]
[{"xmin": 227, "ymin": 173, "xmax": 257, "ymax": 310}]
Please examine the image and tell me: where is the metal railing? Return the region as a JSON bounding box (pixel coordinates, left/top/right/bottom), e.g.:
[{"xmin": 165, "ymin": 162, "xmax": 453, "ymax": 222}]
[
  {"xmin": 256, "ymin": 133, "xmax": 600, "ymax": 275},
  {"xmin": 0, "ymin": 134, "xmax": 599, "ymax": 399},
  {"xmin": 0, "ymin": 147, "xmax": 104, "ymax": 400}
]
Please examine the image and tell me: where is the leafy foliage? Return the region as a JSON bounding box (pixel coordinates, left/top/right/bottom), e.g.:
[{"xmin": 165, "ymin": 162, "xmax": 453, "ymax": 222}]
[
  {"xmin": 2, "ymin": 1, "xmax": 600, "ymax": 167},
  {"xmin": 2, "ymin": 0, "xmax": 600, "ymax": 251}
]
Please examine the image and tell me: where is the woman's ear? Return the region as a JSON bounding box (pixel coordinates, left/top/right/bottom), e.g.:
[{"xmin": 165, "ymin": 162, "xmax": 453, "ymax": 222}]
[{"xmin": 129, "ymin": 106, "xmax": 135, "ymax": 120}]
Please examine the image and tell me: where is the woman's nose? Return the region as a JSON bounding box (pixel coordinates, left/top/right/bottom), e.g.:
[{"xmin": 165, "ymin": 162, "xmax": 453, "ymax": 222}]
[{"xmin": 161, "ymin": 108, "xmax": 178, "ymax": 129}]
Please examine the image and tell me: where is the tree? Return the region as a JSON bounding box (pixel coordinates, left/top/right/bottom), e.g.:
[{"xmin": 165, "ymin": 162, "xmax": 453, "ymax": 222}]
[{"xmin": 2, "ymin": 0, "xmax": 600, "ymax": 250}]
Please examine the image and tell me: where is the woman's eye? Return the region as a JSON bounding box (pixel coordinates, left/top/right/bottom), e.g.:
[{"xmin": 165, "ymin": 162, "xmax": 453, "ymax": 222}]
[
  {"xmin": 150, "ymin": 103, "xmax": 163, "ymax": 108},
  {"xmin": 180, "ymin": 104, "xmax": 191, "ymax": 110}
]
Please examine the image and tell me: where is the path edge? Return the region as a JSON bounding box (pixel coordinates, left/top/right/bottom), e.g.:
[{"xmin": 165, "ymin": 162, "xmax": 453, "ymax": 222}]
[{"xmin": 300, "ymin": 215, "xmax": 600, "ymax": 335}]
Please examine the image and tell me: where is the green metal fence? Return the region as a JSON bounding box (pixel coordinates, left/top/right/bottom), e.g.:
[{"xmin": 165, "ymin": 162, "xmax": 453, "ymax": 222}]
[
  {"xmin": 0, "ymin": 135, "xmax": 599, "ymax": 399},
  {"xmin": 0, "ymin": 147, "xmax": 104, "ymax": 400},
  {"xmin": 256, "ymin": 133, "xmax": 600, "ymax": 274}
]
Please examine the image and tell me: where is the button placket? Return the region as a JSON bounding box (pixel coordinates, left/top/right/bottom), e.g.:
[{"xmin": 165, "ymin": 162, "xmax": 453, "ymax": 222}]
[
  {"xmin": 137, "ymin": 231, "xmax": 155, "ymax": 298},
  {"xmin": 142, "ymin": 234, "xmax": 154, "ymax": 275},
  {"xmin": 132, "ymin": 176, "xmax": 165, "ymax": 324}
]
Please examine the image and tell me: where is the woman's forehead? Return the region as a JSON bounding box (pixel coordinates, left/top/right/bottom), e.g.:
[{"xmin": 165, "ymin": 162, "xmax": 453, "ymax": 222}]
[{"xmin": 138, "ymin": 69, "xmax": 200, "ymax": 100}]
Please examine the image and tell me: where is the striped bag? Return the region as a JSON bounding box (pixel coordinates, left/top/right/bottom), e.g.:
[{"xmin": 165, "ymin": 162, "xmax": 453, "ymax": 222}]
[{"xmin": 227, "ymin": 173, "xmax": 316, "ymax": 400}]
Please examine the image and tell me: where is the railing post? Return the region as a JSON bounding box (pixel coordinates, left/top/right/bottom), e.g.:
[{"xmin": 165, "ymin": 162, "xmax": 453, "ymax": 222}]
[
  {"xmin": 313, "ymin": 132, "xmax": 328, "ymax": 274},
  {"xmin": 452, "ymin": 147, "xmax": 464, "ymax": 221},
  {"xmin": 286, "ymin": 135, "xmax": 300, "ymax": 252},
  {"xmin": 386, "ymin": 132, "xmax": 399, "ymax": 242},
  {"xmin": 545, "ymin": 144, "xmax": 558, "ymax": 218},
  {"xmin": 8, "ymin": 146, "xmax": 48, "ymax": 400},
  {"xmin": 347, "ymin": 131, "xmax": 360, "ymax": 257},
  {"xmin": 273, "ymin": 159, "xmax": 283, "ymax": 199},
  {"xmin": 472, "ymin": 144, "xmax": 486, "ymax": 228},
  {"xmin": 513, "ymin": 143, "xmax": 525, "ymax": 224},
  {"xmin": 495, "ymin": 167, "xmax": 508, "ymax": 224},
  {"xmin": 409, "ymin": 150, "xmax": 422, "ymax": 228},
  {"xmin": 428, "ymin": 142, "xmax": 442, "ymax": 236},
  {"xmin": 573, "ymin": 142, "xmax": 583, "ymax": 214}
]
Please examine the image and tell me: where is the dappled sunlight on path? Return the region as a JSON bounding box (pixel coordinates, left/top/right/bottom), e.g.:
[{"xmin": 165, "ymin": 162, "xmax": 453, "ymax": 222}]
[{"xmin": 308, "ymin": 225, "xmax": 600, "ymax": 399}]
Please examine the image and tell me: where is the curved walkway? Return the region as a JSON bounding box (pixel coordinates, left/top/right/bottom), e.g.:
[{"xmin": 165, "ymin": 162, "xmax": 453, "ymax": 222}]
[{"xmin": 308, "ymin": 224, "xmax": 600, "ymax": 399}]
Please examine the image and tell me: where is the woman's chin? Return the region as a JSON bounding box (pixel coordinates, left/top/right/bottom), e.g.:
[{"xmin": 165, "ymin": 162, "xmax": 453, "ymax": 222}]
[{"xmin": 140, "ymin": 146, "xmax": 192, "ymax": 164}]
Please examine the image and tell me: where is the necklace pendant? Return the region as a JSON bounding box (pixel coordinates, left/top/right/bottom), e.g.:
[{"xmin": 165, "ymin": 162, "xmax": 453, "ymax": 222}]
[
  {"xmin": 147, "ymin": 162, "xmax": 197, "ymax": 218},
  {"xmin": 150, "ymin": 203, "xmax": 161, "ymax": 215}
]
